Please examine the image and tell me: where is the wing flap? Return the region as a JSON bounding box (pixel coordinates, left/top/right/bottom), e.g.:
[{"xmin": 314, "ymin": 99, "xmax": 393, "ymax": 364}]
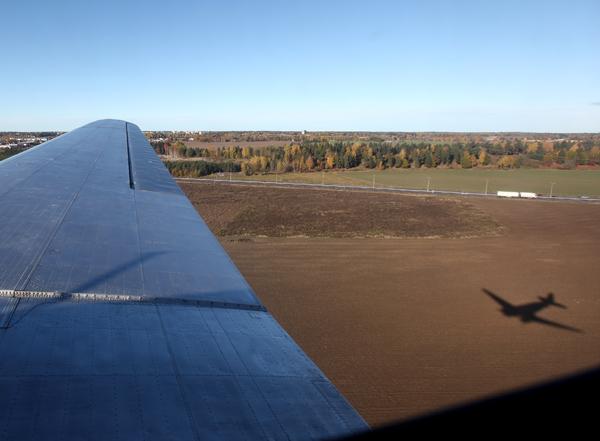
[{"xmin": 0, "ymin": 298, "xmax": 365, "ymax": 440}]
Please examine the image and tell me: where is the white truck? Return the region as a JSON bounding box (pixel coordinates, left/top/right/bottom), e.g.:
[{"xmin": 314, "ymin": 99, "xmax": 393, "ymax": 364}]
[
  {"xmin": 496, "ymin": 191, "xmax": 537, "ymax": 199},
  {"xmin": 519, "ymin": 192, "xmax": 538, "ymax": 199},
  {"xmin": 497, "ymin": 191, "xmax": 520, "ymax": 198}
]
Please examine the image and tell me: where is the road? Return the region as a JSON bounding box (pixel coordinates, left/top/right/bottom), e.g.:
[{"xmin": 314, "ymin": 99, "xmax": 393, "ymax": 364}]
[{"xmin": 175, "ymin": 177, "xmax": 600, "ymax": 203}]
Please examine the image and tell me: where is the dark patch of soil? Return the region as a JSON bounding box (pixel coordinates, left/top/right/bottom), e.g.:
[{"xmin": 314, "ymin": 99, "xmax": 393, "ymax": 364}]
[{"xmin": 180, "ymin": 182, "xmax": 499, "ymax": 238}]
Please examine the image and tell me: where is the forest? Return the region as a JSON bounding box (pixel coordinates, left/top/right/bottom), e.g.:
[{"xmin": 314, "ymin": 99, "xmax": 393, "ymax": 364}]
[
  {"xmin": 163, "ymin": 160, "xmax": 240, "ymax": 178},
  {"xmin": 152, "ymin": 137, "xmax": 600, "ymax": 176},
  {"xmin": 0, "ymin": 146, "xmax": 27, "ymax": 161}
]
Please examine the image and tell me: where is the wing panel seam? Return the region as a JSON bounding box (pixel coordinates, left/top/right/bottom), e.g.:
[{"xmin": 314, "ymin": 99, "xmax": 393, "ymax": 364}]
[
  {"xmin": 0, "ymin": 290, "xmax": 266, "ymax": 311},
  {"xmin": 14, "ymin": 147, "xmax": 107, "ymax": 292},
  {"xmin": 154, "ymin": 303, "xmax": 202, "ymax": 441}
]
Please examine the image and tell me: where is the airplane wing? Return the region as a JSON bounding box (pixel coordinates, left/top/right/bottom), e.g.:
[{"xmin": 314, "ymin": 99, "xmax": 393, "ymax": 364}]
[
  {"xmin": 529, "ymin": 315, "xmax": 583, "ymax": 333},
  {"xmin": 482, "ymin": 288, "xmax": 514, "ymax": 309},
  {"xmin": 0, "ymin": 120, "xmax": 367, "ymax": 440}
]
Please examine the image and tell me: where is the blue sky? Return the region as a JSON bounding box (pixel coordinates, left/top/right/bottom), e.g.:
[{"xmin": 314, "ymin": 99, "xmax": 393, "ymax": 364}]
[{"xmin": 1, "ymin": 0, "xmax": 599, "ymax": 131}]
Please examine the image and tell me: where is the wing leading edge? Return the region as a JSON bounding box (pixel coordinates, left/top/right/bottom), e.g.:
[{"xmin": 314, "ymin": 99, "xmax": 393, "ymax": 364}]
[{"xmin": 0, "ymin": 120, "xmax": 367, "ymax": 440}]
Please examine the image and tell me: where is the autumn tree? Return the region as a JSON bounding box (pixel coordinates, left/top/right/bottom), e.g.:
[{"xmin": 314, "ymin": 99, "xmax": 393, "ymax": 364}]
[
  {"xmin": 461, "ymin": 151, "xmax": 473, "ymax": 169},
  {"xmin": 478, "ymin": 149, "xmax": 490, "ymax": 166}
]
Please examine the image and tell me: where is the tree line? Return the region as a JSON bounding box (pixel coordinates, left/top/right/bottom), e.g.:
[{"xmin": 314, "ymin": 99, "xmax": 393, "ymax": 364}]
[
  {"xmin": 153, "ymin": 138, "xmax": 600, "ymax": 176},
  {"xmin": 0, "ymin": 147, "xmax": 28, "ymax": 161},
  {"xmin": 163, "ymin": 160, "xmax": 240, "ymax": 178}
]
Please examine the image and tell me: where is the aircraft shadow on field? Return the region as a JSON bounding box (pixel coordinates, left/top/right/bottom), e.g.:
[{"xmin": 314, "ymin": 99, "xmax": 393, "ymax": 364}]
[{"xmin": 482, "ymin": 288, "xmax": 583, "ymax": 334}]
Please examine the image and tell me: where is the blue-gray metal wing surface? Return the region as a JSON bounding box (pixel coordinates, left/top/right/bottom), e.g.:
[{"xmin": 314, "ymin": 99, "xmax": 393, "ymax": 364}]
[{"xmin": 0, "ymin": 120, "xmax": 367, "ymax": 440}]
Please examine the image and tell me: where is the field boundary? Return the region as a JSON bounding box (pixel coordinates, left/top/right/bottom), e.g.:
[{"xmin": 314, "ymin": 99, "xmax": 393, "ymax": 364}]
[{"xmin": 175, "ymin": 177, "xmax": 600, "ymax": 203}]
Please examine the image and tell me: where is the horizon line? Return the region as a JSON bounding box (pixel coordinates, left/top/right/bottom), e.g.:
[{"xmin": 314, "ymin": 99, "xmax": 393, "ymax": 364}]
[{"xmin": 2, "ymin": 127, "xmax": 600, "ymax": 135}]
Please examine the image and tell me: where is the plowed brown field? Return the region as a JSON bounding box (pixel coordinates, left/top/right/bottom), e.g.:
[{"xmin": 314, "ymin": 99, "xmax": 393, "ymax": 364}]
[{"xmin": 181, "ymin": 182, "xmax": 600, "ymax": 427}]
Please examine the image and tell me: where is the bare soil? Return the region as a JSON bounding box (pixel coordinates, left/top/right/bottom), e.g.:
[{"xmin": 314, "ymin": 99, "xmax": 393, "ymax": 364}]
[
  {"xmin": 180, "ymin": 182, "xmax": 499, "ymax": 238},
  {"xmin": 181, "ymin": 182, "xmax": 600, "ymax": 428}
]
